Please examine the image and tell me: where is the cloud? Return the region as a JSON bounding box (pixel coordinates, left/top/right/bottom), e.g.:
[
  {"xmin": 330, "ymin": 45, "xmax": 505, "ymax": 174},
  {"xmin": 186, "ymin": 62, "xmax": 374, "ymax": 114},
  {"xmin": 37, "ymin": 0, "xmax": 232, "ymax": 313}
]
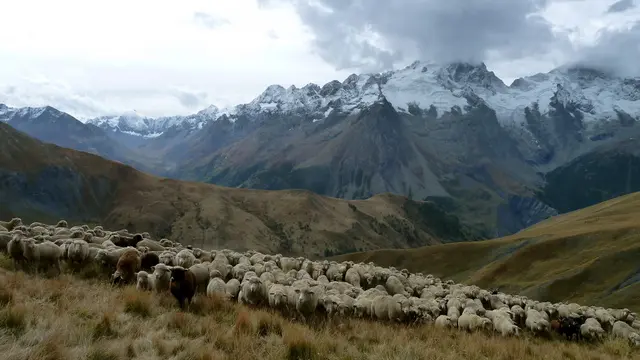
[
  {"xmin": 572, "ymin": 21, "xmax": 640, "ymax": 76},
  {"xmin": 193, "ymin": 11, "xmax": 230, "ymax": 29},
  {"xmin": 259, "ymin": 0, "xmax": 571, "ymax": 72},
  {"xmin": 607, "ymin": 0, "xmax": 635, "ymax": 13}
]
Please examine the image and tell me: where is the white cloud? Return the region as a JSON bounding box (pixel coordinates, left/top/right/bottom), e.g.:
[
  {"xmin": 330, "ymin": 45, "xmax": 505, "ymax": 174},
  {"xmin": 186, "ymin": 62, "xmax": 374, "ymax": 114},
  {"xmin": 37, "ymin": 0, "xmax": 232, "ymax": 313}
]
[
  {"xmin": 0, "ymin": 0, "xmax": 638, "ymax": 119},
  {"xmin": 0, "ymin": 0, "xmax": 349, "ymax": 118}
]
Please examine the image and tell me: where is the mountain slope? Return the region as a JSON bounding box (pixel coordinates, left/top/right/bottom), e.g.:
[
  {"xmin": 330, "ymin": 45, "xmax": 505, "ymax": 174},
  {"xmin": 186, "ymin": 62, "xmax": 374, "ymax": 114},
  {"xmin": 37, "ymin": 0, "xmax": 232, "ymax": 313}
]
[
  {"xmin": 0, "ymin": 104, "xmax": 160, "ymax": 173},
  {"xmin": 0, "ymin": 122, "xmax": 485, "ymax": 257},
  {"xmin": 335, "ymin": 191, "xmax": 640, "ymax": 312},
  {"xmin": 538, "ymin": 137, "xmax": 640, "ymax": 213}
]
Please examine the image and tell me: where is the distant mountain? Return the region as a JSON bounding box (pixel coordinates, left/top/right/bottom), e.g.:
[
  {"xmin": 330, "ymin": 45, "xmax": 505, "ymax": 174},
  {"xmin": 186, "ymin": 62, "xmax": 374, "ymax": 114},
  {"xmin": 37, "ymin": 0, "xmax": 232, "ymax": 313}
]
[
  {"xmin": 0, "ymin": 104, "xmax": 161, "ymax": 174},
  {"xmin": 0, "ymin": 122, "xmax": 486, "ymax": 257},
  {"xmin": 14, "ymin": 60, "xmax": 640, "ymax": 238},
  {"xmin": 86, "ymin": 106, "xmax": 231, "ymax": 148}
]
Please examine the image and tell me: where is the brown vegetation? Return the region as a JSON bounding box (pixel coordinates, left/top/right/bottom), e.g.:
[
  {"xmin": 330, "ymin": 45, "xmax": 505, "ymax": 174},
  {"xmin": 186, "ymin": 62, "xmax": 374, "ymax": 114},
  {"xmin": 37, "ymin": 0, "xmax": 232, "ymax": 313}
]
[
  {"xmin": 0, "ymin": 256, "xmax": 638, "ymax": 360},
  {"xmin": 337, "ymin": 191, "xmax": 640, "ymax": 312}
]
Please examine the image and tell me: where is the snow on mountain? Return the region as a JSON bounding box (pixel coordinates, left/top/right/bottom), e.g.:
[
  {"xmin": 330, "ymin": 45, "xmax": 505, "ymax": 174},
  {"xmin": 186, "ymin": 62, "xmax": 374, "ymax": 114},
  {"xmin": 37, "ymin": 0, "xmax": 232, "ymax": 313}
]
[
  {"xmin": 0, "ymin": 104, "xmax": 59, "ymax": 123},
  {"xmin": 88, "ymin": 60, "xmax": 640, "ymax": 139}
]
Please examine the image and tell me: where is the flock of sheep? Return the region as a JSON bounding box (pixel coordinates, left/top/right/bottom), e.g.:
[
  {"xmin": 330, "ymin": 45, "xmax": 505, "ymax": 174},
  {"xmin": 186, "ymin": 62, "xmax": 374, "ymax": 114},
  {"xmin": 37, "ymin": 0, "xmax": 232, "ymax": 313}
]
[{"xmin": 2, "ymin": 217, "xmax": 640, "ymax": 348}]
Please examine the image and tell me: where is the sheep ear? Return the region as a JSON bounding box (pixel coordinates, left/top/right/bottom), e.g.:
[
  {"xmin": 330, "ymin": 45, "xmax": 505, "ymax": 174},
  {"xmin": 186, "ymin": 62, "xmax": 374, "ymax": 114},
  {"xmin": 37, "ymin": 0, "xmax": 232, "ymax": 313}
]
[{"xmin": 151, "ymin": 265, "xmax": 156, "ymax": 272}]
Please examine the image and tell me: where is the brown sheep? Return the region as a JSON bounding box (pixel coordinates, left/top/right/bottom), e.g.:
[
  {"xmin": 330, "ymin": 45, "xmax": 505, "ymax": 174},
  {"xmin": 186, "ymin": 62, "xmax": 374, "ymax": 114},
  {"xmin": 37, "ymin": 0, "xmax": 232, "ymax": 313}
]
[
  {"xmin": 170, "ymin": 266, "xmax": 197, "ymax": 309},
  {"xmin": 111, "ymin": 248, "xmax": 142, "ymax": 285},
  {"xmin": 0, "ymin": 218, "xmax": 23, "ymax": 232}
]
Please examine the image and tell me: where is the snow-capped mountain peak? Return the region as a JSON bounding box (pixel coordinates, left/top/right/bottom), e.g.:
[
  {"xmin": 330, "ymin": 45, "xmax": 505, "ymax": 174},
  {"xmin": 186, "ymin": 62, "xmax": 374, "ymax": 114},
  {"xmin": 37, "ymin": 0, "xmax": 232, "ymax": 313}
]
[{"xmin": 85, "ymin": 60, "xmax": 640, "ymax": 139}]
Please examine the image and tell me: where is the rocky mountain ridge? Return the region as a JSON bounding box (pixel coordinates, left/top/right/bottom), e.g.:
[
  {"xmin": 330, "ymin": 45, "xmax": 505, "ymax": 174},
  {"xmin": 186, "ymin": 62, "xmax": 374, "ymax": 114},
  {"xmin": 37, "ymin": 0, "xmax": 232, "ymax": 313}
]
[{"xmin": 4, "ymin": 60, "xmax": 640, "ymax": 239}]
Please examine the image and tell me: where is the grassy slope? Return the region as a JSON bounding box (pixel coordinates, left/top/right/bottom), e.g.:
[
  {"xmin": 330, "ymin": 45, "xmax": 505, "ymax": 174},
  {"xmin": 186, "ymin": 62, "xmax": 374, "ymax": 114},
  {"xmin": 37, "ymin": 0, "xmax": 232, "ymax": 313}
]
[
  {"xmin": 0, "ymin": 259, "xmax": 636, "ymax": 360},
  {"xmin": 0, "ymin": 122, "xmax": 471, "ymax": 258},
  {"xmin": 336, "ymin": 192, "xmax": 640, "ymax": 312}
]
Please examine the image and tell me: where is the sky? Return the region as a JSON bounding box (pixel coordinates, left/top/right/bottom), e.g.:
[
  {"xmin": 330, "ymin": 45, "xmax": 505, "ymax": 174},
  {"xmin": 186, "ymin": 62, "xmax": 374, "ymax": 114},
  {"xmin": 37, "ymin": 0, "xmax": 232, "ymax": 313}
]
[{"xmin": 0, "ymin": 0, "xmax": 639, "ymax": 119}]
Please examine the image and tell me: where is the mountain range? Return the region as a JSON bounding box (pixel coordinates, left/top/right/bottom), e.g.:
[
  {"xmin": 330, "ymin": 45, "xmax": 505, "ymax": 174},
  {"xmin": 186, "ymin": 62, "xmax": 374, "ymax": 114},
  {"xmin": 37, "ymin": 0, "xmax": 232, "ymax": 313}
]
[
  {"xmin": 3, "ymin": 60, "xmax": 640, "ymax": 238},
  {"xmin": 0, "ymin": 121, "xmax": 486, "ymax": 257}
]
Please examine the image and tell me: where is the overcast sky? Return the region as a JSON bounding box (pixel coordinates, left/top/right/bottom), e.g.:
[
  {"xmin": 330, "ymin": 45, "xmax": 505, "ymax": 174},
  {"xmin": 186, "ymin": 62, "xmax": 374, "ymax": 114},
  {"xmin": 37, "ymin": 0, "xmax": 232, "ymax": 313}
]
[{"xmin": 0, "ymin": 0, "xmax": 638, "ymax": 119}]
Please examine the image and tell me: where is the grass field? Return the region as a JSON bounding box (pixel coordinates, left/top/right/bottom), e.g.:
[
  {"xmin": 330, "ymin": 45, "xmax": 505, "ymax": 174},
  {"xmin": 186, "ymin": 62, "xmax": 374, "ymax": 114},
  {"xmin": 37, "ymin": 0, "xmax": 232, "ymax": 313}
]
[
  {"xmin": 0, "ymin": 256, "xmax": 638, "ymax": 360},
  {"xmin": 337, "ymin": 192, "xmax": 640, "ymax": 312}
]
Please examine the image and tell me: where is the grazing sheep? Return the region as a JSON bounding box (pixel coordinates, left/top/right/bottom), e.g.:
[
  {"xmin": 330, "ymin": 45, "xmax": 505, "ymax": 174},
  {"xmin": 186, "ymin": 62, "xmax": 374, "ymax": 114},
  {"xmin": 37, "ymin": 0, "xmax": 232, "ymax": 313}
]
[
  {"xmin": 296, "ymin": 287, "xmax": 321, "ymax": 321},
  {"xmin": 151, "ymin": 264, "xmax": 172, "ymax": 293},
  {"xmin": 525, "ymin": 309, "xmax": 551, "ymax": 336},
  {"xmin": 175, "ymin": 249, "xmax": 196, "ymax": 268},
  {"xmin": 557, "ymin": 316, "xmax": 582, "ymax": 341},
  {"xmin": 612, "ymin": 321, "xmax": 640, "ymax": 347},
  {"xmin": 188, "ymin": 263, "xmax": 210, "ymax": 293},
  {"xmin": 206, "ymin": 277, "xmax": 228, "ymax": 299},
  {"xmin": 140, "ymin": 251, "xmax": 160, "ymax": 271},
  {"xmin": 136, "ymin": 239, "xmax": 165, "ymax": 252},
  {"xmin": 170, "ymin": 266, "xmax": 197, "ymax": 309},
  {"xmin": 385, "ymin": 275, "xmax": 408, "ymax": 296},
  {"xmin": 56, "ymin": 220, "xmax": 68, "ymax": 228},
  {"xmin": 159, "ymin": 251, "xmax": 176, "ymax": 266},
  {"xmin": 492, "ymin": 313, "xmax": 520, "ymax": 337},
  {"xmin": 67, "ymin": 239, "xmax": 90, "ymax": 265},
  {"xmin": 226, "ymin": 279, "xmax": 241, "ymax": 300},
  {"xmin": 268, "ymin": 283, "xmax": 290, "ymax": 312},
  {"xmin": 136, "ymin": 271, "xmax": 156, "ymax": 291},
  {"xmin": 111, "ymin": 248, "xmax": 142, "ymax": 285},
  {"xmin": 580, "ymin": 318, "xmax": 605, "ymax": 342},
  {"xmin": 435, "ymin": 315, "xmax": 456, "ymax": 328},
  {"xmin": 7, "ymin": 235, "xmax": 27, "ymax": 270},
  {"xmin": 457, "ymin": 313, "xmax": 493, "ymax": 332},
  {"xmin": 0, "ymin": 232, "xmax": 12, "ymax": 254},
  {"xmin": 239, "ymin": 277, "xmax": 269, "ymax": 307},
  {"xmin": 0, "ymin": 218, "xmax": 23, "ymax": 232},
  {"xmin": 21, "ymin": 239, "xmax": 63, "ymax": 275}
]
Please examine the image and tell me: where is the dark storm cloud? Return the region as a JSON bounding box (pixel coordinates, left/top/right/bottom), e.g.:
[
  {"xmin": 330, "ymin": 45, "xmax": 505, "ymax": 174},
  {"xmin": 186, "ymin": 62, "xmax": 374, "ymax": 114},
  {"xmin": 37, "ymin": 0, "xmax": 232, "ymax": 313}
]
[
  {"xmin": 258, "ymin": 0, "xmax": 568, "ymax": 71},
  {"xmin": 573, "ymin": 21, "xmax": 640, "ymax": 77},
  {"xmin": 606, "ymin": 0, "xmax": 635, "ymax": 13}
]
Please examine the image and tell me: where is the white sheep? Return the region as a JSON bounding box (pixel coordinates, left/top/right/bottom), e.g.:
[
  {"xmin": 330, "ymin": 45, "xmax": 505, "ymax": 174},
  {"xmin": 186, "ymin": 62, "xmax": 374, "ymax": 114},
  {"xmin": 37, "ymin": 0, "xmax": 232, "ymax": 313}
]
[
  {"xmin": 21, "ymin": 239, "xmax": 63, "ymax": 275},
  {"xmin": 612, "ymin": 321, "xmax": 640, "ymax": 347},
  {"xmin": 580, "ymin": 318, "xmax": 605, "ymax": 342},
  {"xmin": 435, "ymin": 315, "xmax": 456, "ymax": 328},
  {"xmin": 344, "ymin": 267, "xmax": 361, "ymax": 287},
  {"xmin": 296, "ymin": 286, "xmax": 321, "ymax": 321},
  {"xmin": 188, "ymin": 263, "xmax": 210, "ymax": 293},
  {"xmin": 238, "ymin": 276, "xmax": 268, "ymax": 306},
  {"xmin": 457, "ymin": 313, "xmax": 493, "ymax": 332},
  {"xmin": 225, "ymin": 278, "xmax": 241, "ymax": 300},
  {"xmin": 268, "ymin": 283, "xmax": 290, "ymax": 312},
  {"xmin": 492, "ymin": 312, "xmax": 520, "ymax": 337},
  {"xmin": 159, "ymin": 251, "xmax": 176, "ymax": 266},
  {"xmin": 525, "ymin": 309, "xmax": 550, "ymax": 335},
  {"xmin": 175, "ymin": 249, "xmax": 196, "ymax": 268},
  {"xmin": 385, "ymin": 275, "xmax": 408, "ymax": 296},
  {"xmin": 136, "ymin": 271, "xmax": 156, "ymax": 291},
  {"xmin": 206, "ymin": 277, "xmax": 228, "ymax": 299},
  {"xmin": 151, "ymin": 263, "xmax": 172, "ymax": 293},
  {"xmin": 67, "ymin": 239, "xmax": 90, "ymax": 265}
]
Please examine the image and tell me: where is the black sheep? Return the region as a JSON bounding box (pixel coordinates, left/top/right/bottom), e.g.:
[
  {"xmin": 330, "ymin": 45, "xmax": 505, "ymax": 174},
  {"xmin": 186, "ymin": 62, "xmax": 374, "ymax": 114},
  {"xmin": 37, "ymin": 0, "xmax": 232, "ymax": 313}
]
[{"xmin": 170, "ymin": 266, "xmax": 196, "ymax": 309}]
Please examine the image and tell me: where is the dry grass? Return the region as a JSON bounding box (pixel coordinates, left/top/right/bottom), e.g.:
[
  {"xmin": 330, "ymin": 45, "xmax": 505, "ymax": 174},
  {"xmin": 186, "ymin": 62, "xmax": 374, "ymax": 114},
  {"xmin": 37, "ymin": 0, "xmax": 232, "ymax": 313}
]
[
  {"xmin": 0, "ymin": 257, "xmax": 638, "ymax": 360},
  {"xmin": 338, "ymin": 191, "xmax": 640, "ymax": 312}
]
